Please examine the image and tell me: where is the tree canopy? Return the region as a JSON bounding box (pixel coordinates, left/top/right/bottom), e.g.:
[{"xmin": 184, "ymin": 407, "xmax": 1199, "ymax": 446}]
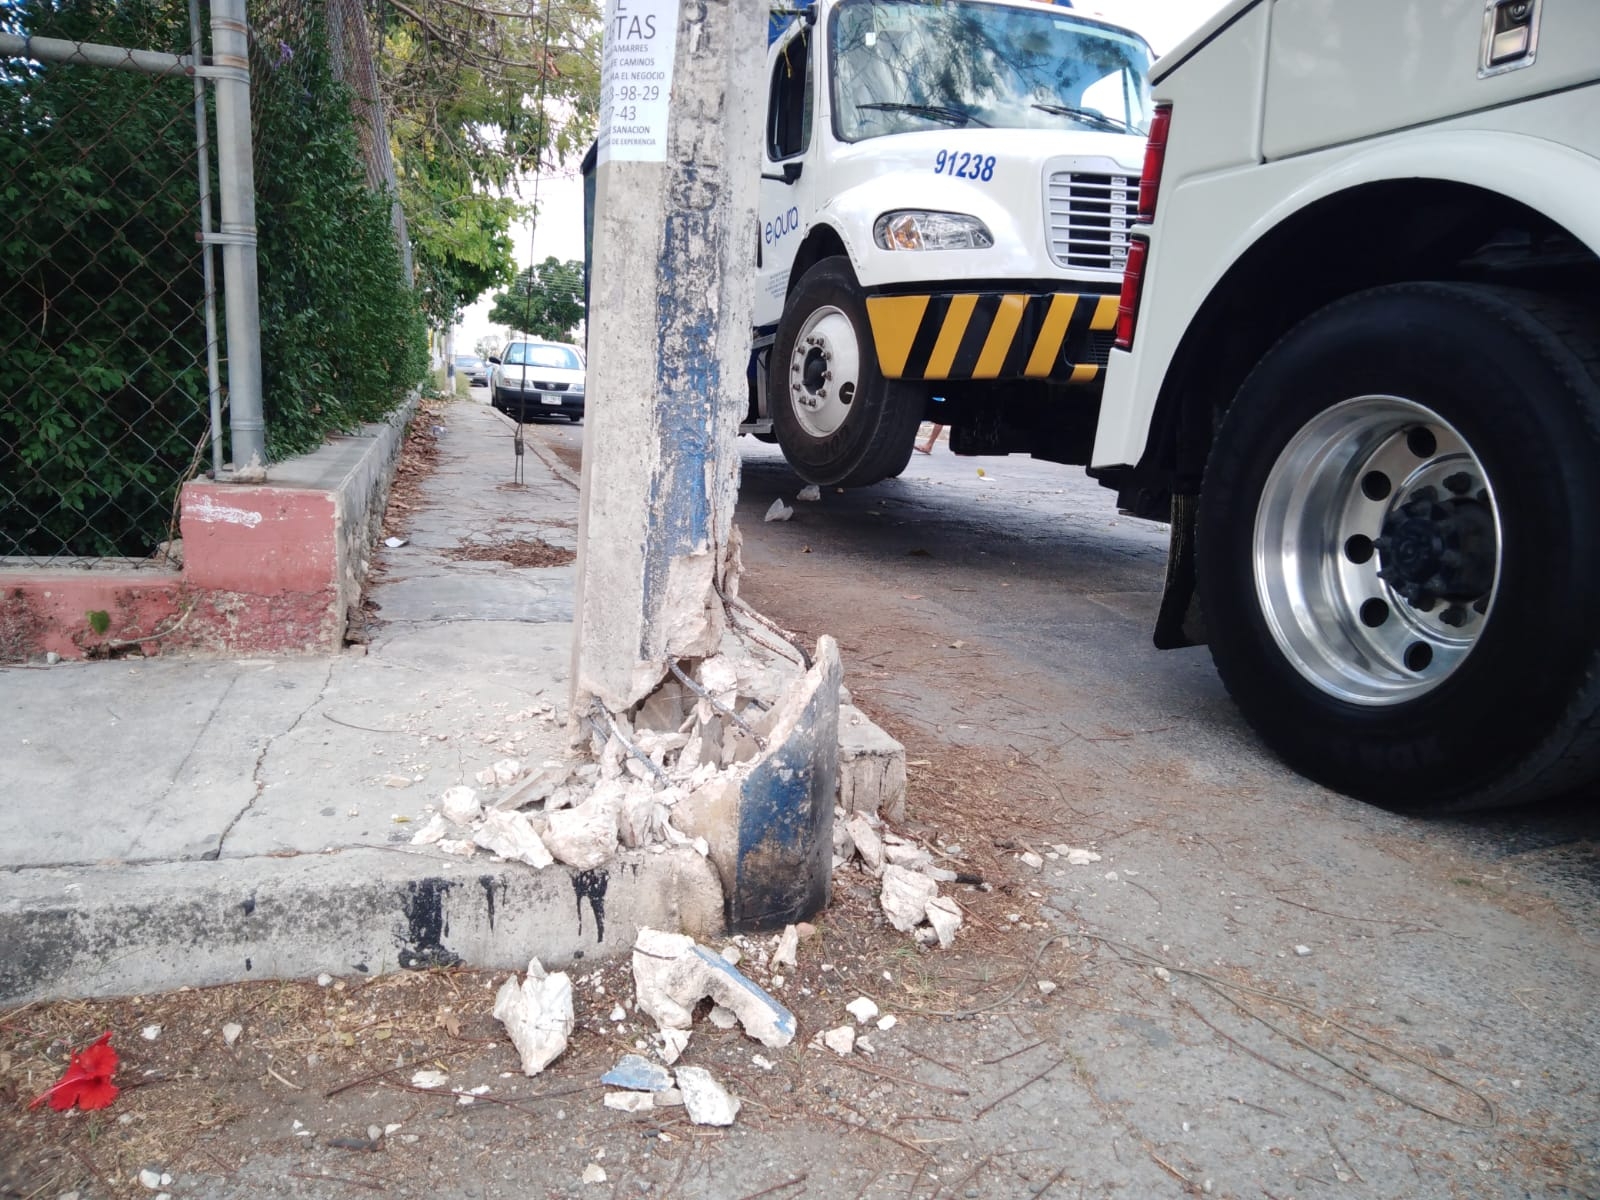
[
  {"xmin": 371, "ymin": 0, "xmax": 600, "ymax": 326},
  {"xmin": 487, "ymin": 257, "xmax": 585, "ymax": 342}
]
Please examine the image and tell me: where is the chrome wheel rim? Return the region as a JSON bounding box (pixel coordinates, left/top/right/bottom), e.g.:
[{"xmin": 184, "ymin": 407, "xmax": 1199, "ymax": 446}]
[
  {"xmin": 787, "ymin": 306, "xmax": 861, "ymax": 439},
  {"xmin": 1253, "ymin": 395, "xmax": 1501, "ymax": 706}
]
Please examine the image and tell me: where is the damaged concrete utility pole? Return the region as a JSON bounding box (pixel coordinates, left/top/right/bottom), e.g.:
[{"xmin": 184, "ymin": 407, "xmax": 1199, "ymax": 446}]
[{"xmin": 573, "ymin": 0, "xmax": 838, "ymax": 929}]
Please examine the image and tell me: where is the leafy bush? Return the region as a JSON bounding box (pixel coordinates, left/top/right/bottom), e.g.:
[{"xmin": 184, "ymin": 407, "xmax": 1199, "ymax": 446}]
[{"xmin": 0, "ymin": 0, "xmax": 426, "ymax": 557}]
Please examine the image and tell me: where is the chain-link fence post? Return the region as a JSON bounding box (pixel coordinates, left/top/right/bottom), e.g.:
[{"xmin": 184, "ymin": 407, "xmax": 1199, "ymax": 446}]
[{"xmin": 209, "ymin": 0, "xmax": 265, "ymax": 473}]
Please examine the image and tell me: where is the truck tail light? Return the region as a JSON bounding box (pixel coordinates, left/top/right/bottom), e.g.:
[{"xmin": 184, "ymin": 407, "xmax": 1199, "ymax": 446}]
[
  {"xmin": 1115, "ymin": 237, "xmax": 1149, "ymax": 351},
  {"xmin": 1137, "ymin": 104, "xmax": 1172, "ymax": 224}
]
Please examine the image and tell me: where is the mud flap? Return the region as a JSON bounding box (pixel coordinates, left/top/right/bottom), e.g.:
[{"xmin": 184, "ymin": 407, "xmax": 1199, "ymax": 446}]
[{"xmin": 1154, "ymin": 493, "xmax": 1207, "ymax": 650}]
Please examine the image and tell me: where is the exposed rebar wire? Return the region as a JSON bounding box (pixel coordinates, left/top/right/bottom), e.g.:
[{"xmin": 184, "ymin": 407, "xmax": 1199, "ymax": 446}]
[
  {"xmin": 668, "ymin": 660, "xmax": 767, "ymax": 751},
  {"xmin": 713, "ymin": 581, "xmax": 813, "ymax": 670},
  {"xmin": 587, "ymin": 700, "xmax": 670, "ymax": 785}
]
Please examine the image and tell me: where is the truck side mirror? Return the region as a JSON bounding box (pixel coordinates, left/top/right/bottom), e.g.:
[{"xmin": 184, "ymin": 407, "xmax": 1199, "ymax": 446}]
[{"xmin": 761, "ymin": 161, "xmax": 803, "ymax": 185}]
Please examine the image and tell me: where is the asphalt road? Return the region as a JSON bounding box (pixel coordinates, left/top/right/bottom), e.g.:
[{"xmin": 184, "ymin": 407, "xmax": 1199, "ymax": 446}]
[{"xmin": 511, "ymin": 417, "xmax": 1600, "ymax": 1196}]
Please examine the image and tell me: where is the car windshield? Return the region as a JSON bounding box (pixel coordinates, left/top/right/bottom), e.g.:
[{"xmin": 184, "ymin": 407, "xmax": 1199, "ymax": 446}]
[
  {"xmin": 829, "ymin": 0, "xmax": 1153, "ymax": 143},
  {"xmin": 503, "ymin": 343, "xmax": 581, "ymax": 369}
]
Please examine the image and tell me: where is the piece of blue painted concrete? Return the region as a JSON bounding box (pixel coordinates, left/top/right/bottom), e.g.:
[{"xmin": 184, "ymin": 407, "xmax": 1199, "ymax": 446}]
[
  {"xmin": 689, "ymin": 945, "xmax": 797, "ymax": 1042},
  {"xmin": 601, "ymin": 1053, "xmax": 673, "ymax": 1092}
]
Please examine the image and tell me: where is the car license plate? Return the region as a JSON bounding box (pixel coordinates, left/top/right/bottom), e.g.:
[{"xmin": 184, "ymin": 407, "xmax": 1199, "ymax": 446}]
[{"xmin": 541, "ymin": 395, "xmax": 561, "ymax": 405}]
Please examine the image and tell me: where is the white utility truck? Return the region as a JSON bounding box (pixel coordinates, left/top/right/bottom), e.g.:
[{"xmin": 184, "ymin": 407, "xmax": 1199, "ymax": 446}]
[
  {"xmin": 749, "ymin": 0, "xmax": 1153, "ymax": 487},
  {"xmin": 1097, "ymin": 0, "xmax": 1600, "ymax": 811}
]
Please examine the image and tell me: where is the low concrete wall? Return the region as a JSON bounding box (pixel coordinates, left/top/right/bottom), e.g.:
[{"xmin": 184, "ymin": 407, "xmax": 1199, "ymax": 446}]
[{"xmin": 0, "ymin": 401, "xmax": 414, "ymax": 660}]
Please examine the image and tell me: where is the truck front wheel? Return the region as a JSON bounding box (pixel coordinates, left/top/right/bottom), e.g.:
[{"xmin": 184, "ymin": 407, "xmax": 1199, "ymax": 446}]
[
  {"xmin": 1197, "ymin": 283, "xmax": 1600, "ymax": 812},
  {"xmin": 770, "ymin": 258, "xmax": 922, "ymax": 487}
]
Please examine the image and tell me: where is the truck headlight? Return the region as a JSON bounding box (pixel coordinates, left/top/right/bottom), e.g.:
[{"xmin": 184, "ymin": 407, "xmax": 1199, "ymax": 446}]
[{"xmin": 873, "ymin": 211, "xmax": 993, "ymax": 251}]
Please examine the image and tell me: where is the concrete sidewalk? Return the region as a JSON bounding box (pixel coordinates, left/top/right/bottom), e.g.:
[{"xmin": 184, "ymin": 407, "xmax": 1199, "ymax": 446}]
[{"xmin": 0, "ymin": 400, "xmax": 723, "ymax": 1005}]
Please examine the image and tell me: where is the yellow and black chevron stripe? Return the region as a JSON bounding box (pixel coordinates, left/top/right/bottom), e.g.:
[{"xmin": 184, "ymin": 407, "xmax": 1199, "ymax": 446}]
[{"xmin": 865, "ymin": 291, "xmax": 1119, "ymax": 384}]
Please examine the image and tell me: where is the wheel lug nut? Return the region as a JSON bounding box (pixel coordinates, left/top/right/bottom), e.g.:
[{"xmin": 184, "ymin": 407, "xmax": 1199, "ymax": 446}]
[
  {"xmin": 1439, "ymin": 605, "xmax": 1470, "ymax": 627},
  {"xmin": 1444, "ymin": 472, "xmax": 1473, "ymax": 495}
]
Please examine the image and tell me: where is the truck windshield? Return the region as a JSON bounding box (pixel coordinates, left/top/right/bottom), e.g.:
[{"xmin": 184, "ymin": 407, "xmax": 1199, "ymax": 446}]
[{"xmin": 829, "ymin": 0, "xmax": 1153, "ymax": 143}]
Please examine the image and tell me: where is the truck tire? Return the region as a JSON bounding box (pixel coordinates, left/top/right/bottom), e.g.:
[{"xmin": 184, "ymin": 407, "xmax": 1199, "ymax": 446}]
[
  {"xmin": 770, "ymin": 258, "xmax": 923, "ymax": 487},
  {"xmin": 1197, "ymin": 283, "xmax": 1600, "ymax": 813}
]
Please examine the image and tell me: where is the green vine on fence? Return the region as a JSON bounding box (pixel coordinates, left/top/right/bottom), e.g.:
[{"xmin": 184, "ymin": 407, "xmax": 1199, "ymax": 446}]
[{"xmin": 0, "ymin": 0, "xmax": 427, "ymax": 558}]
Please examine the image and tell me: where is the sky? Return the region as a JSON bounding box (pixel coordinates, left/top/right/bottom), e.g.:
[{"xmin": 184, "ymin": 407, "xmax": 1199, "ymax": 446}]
[{"xmin": 453, "ymin": 0, "xmax": 1225, "ymax": 353}]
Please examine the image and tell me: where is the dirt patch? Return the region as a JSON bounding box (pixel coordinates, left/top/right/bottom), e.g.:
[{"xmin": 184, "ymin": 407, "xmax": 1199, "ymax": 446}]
[
  {"xmin": 379, "ymin": 399, "xmax": 448, "ymax": 544},
  {"xmin": 444, "ymin": 538, "xmax": 575, "ymax": 568},
  {"xmin": 542, "ymin": 438, "xmax": 582, "ymax": 477}
]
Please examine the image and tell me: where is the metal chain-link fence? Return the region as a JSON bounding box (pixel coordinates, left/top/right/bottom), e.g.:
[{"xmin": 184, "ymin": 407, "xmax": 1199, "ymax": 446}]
[
  {"xmin": 2, "ymin": 0, "xmax": 406, "ymax": 566},
  {"xmin": 1, "ymin": 0, "xmax": 215, "ymax": 565}
]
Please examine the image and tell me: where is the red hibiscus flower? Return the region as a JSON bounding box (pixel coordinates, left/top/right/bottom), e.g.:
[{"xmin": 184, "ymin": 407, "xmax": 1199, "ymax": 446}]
[{"xmin": 29, "ymin": 1031, "xmax": 119, "ymax": 1112}]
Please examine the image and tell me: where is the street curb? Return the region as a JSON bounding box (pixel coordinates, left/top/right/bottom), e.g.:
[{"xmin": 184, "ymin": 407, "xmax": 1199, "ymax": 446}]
[{"xmin": 0, "ymin": 846, "xmax": 724, "ymax": 1005}]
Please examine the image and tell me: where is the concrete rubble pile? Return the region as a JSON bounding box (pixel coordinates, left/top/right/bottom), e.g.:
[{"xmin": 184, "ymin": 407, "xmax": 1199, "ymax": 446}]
[
  {"xmin": 408, "ymin": 632, "xmax": 908, "ymax": 881},
  {"xmin": 833, "ymin": 806, "xmax": 975, "ymax": 950}
]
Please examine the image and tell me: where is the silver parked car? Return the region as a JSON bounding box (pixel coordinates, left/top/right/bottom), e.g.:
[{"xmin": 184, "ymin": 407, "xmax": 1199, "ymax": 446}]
[{"xmin": 489, "ymin": 340, "xmax": 586, "ymax": 423}]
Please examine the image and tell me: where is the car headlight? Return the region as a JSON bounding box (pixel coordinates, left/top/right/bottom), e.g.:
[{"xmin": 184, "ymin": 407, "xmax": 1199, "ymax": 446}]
[{"xmin": 873, "ymin": 211, "xmax": 993, "ymax": 251}]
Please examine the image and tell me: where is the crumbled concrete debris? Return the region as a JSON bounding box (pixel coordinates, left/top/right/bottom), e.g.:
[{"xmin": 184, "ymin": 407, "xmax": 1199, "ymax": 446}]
[
  {"xmin": 139, "ymin": 1169, "xmax": 162, "ymax": 1190},
  {"xmin": 609, "ymin": 1004, "xmax": 627, "ymax": 1023},
  {"xmin": 925, "ymin": 896, "xmax": 963, "ymax": 948},
  {"xmin": 543, "ymin": 790, "xmax": 622, "ymax": 869},
  {"xmin": 658, "ymin": 1028, "xmax": 691, "ymax": 1064},
  {"xmin": 141, "ymin": 1025, "xmax": 161, "ymax": 1041},
  {"xmin": 582, "ymin": 1164, "xmax": 608, "ymax": 1184},
  {"xmin": 846, "ymin": 813, "xmax": 885, "ymax": 874},
  {"xmin": 493, "ymin": 958, "xmax": 574, "ymax": 1076},
  {"xmin": 603, "ymin": 1091, "xmax": 655, "ymax": 1113},
  {"xmin": 316, "ymin": 974, "xmax": 334, "ymax": 988},
  {"xmin": 845, "ymin": 996, "xmax": 880, "ymax": 1024},
  {"xmin": 1153, "ymin": 967, "xmax": 1173, "ymax": 983},
  {"xmin": 772, "ymin": 924, "xmax": 799, "ymax": 970},
  {"xmin": 820, "ymin": 1025, "xmax": 856, "ymax": 1056},
  {"xmin": 877, "ymin": 1014, "xmax": 897, "ymax": 1031},
  {"xmin": 602, "ymin": 1054, "xmax": 673, "ymax": 1092},
  {"xmin": 411, "ymin": 1069, "xmax": 449, "ymax": 1089},
  {"xmin": 752, "ymin": 1054, "xmax": 775, "ymax": 1071},
  {"xmin": 655, "ymin": 1088, "xmax": 683, "ymax": 1107},
  {"xmin": 440, "ymin": 785, "xmax": 481, "ymax": 824},
  {"xmin": 1019, "ymin": 850, "xmax": 1044, "ymax": 871},
  {"xmin": 409, "ymin": 813, "xmax": 450, "ymax": 845},
  {"xmin": 837, "ymin": 705, "xmax": 907, "ymax": 823},
  {"xmin": 882, "ymin": 837, "xmax": 932, "ymax": 871},
  {"xmin": 494, "ymin": 764, "xmax": 573, "ymax": 812},
  {"xmin": 631, "ymin": 928, "xmax": 796, "ymax": 1048},
  {"xmin": 709, "ymin": 1005, "xmax": 739, "ymax": 1030},
  {"xmin": 720, "ymin": 944, "xmax": 742, "ymax": 965},
  {"xmin": 1294, "ymin": 944, "xmax": 1313, "ymax": 957},
  {"xmin": 796, "ymin": 484, "xmax": 821, "ymax": 501},
  {"xmin": 1056, "ymin": 844, "xmax": 1101, "ymax": 865},
  {"xmin": 675, "ymin": 1066, "xmax": 741, "ymax": 1126},
  {"xmin": 764, "ymin": 499, "xmax": 793, "ymax": 522},
  {"xmin": 222, "ymin": 1022, "xmax": 243, "ymax": 1046},
  {"xmin": 880, "ymin": 865, "xmax": 938, "ymax": 933},
  {"xmin": 1037, "ymin": 980, "xmax": 1057, "ymax": 995},
  {"xmin": 472, "ymin": 809, "xmax": 554, "ymax": 869}
]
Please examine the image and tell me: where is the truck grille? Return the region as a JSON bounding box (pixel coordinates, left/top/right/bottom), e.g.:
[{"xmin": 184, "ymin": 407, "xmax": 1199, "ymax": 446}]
[{"xmin": 1046, "ymin": 172, "xmax": 1139, "ymax": 272}]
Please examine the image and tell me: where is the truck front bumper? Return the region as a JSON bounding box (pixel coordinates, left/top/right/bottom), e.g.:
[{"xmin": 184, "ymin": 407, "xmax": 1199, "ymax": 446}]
[{"xmin": 865, "ymin": 290, "xmax": 1119, "ymax": 385}]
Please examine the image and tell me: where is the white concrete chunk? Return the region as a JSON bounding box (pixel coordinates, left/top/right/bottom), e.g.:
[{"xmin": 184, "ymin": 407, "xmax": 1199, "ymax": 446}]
[
  {"xmin": 837, "ymin": 705, "xmax": 907, "ymax": 822},
  {"xmin": 543, "ymin": 790, "xmax": 621, "ymax": 869},
  {"xmin": 493, "ymin": 958, "xmax": 574, "ymax": 1076},
  {"xmin": 772, "ymin": 924, "xmax": 799, "ymax": 970},
  {"xmin": 472, "ymin": 809, "xmax": 554, "ymax": 869},
  {"xmin": 675, "ymin": 1066, "xmax": 741, "ymax": 1125},
  {"xmin": 630, "ymin": 928, "xmax": 796, "ymax": 1047},
  {"xmin": 822, "ymin": 1025, "xmax": 856, "ymax": 1056},
  {"xmin": 603, "ymin": 1091, "xmax": 655, "ymax": 1113},
  {"xmin": 440, "ymin": 785, "xmax": 481, "ymax": 824},
  {"xmin": 880, "ymin": 865, "xmax": 938, "ymax": 933},
  {"xmin": 846, "ymin": 813, "xmax": 885, "ymax": 874},
  {"xmin": 409, "ymin": 813, "xmax": 450, "ymax": 845},
  {"xmin": 845, "ymin": 996, "xmax": 880, "ymax": 1024},
  {"xmin": 925, "ymin": 895, "xmax": 963, "ymax": 949}
]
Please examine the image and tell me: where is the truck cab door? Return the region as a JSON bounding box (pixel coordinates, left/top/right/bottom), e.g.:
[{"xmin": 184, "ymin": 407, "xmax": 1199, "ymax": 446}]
[{"xmin": 756, "ymin": 22, "xmax": 815, "ymax": 329}]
